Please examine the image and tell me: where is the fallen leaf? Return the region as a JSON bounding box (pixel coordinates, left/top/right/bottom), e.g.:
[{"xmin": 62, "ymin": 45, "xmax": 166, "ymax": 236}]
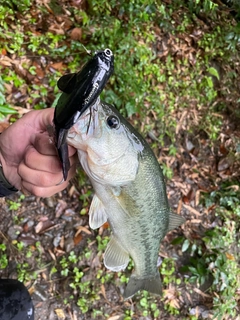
[
  {"xmin": 48, "ymin": 249, "xmax": 56, "ymax": 261},
  {"xmin": 217, "ymin": 156, "xmax": 234, "ymax": 171},
  {"xmin": 193, "ymin": 288, "xmax": 212, "ymax": 298},
  {"xmin": 225, "ymin": 252, "xmax": 235, "ymax": 261},
  {"xmin": 183, "ymin": 203, "xmax": 203, "ymax": 216},
  {"xmin": 70, "ymin": 27, "xmax": 82, "ymax": 40},
  {"xmin": 35, "ymin": 220, "xmax": 53, "ymax": 233},
  {"xmin": 101, "ymin": 284, "xmax": 107, "ymax": 300},
  {"xmin": 75, "ymin": 226, "xmax": 92, "ymax": 237},
  {"xmin": 55, "ymin": 199, "xmax": 67, "ymax": 218},
  {"xmin": 73, "ymin": 233, "xmax": 83, "ymax": 245},
  {"xmin": 0, "ymin": 56, "xmax": 12, "ymax": 67},
  {"xmin": 60, "ymin": 236, "xmax": 64, "ymax": 249},
  {"xmin": 1, "ymin": 48, "xmax": 7, "ymax": 55},
  {"xmin": 32, "ymin": 60, "xmax": 45, "ymax": 79},
  {"xmin": 55, "ymin": 308, "xmax": 65, "ymax": 319},
  {"xmin": 50, "ymin": 62, "xmax": 66, "ymax": 72},
  {"xmin": 107, "ymin": 316, "xmax": 122, "ymax": 320},
  {"xmin": 219, "ymin": 144, "xmax": 228, "ymax": 155}
]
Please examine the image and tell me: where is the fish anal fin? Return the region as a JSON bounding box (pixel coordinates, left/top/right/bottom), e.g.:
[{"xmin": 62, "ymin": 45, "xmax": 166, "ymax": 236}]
[
  {"xmin": 89, "ymin": 195, "xmax": 108, "ymax": 230},
  {"xmin": 104, "ymin": 237, "xmax": 129, "ymax": 272},
  {"xmin": 168, "ymin": 212, "xmax": 185, "ymax": 231},
  {"xmin": 123, "ymin": 273, "xmax": 162, "ymax": 300}
]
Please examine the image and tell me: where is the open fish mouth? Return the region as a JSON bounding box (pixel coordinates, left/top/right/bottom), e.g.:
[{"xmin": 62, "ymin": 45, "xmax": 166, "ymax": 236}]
[{"xmin": 69, "ymin": 99, "xmax": 132, "ymax": 168}]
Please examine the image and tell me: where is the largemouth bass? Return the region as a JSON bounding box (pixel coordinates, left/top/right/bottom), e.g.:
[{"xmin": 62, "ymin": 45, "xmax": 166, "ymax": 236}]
[{"xmin": 67, "ymin": 98, "xmax": 185, "ymax": 299}]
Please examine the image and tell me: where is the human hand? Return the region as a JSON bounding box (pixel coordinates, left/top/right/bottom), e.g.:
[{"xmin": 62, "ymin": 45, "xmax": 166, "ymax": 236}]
[{"xmin": 0, "ymin": 108, "xmax": 77, "ymax": 197}]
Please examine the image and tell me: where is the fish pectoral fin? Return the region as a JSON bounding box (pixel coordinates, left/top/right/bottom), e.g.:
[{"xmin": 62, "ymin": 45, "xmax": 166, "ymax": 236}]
[
  {"xmin": 104, "ymin": 237, "xmax": 129, "ymax": 272},
  {"xmin": 89, "ymin": 195, "xmax": 108, "ymax": 230},
  {"xmin": 168, "ymin": 212, "xmax": 185, "ymax": 231},
  {"xmin": 123, "ymin": 273, "xmax": 162, "ymax": 300}
]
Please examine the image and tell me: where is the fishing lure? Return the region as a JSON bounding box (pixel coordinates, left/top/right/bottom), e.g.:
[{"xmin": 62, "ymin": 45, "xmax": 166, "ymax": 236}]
[{"xmin": 53, "ymin": 48, "xmax": 114, "ymax": 180}]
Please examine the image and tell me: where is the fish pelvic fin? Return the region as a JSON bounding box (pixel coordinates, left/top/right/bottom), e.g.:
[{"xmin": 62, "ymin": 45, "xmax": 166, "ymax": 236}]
[
  {"xmin": 89, "ymin": 194, "xmax": 108, "ymax": 229},
  {"xmin": 123, "ymin": 273, "xmax": 162, "ymax": 300},
  {"xmin": 104, "ymin": 236, "xmax": 129, "ymax": 272},
  {"xmin": 168, "ymin": 212, "xmax": 185, "ymax": 232}
]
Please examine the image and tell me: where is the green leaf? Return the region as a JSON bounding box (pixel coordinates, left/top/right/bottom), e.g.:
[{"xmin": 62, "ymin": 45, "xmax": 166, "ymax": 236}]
[
  {"xmin": 208, "ymin": 67, "xmax": 220, "ymax": 80},
  {"xmin": 0, "ymin": 105, "xmax": 17, "ymax": 114},
  {"xmin": 182, "ymin": 239, "xmax": 190, "ymax": 252}
]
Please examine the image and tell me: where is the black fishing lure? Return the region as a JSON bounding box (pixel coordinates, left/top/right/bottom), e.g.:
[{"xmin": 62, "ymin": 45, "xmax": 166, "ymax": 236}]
[{"xmin": 53, "ymin": 48, "xmax": 114, "ymax": 180}]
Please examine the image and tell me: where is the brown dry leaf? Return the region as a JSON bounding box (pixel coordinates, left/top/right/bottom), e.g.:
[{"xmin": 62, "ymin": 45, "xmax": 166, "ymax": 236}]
[
  {"xmin": 163, "ymin": 285, "xmax": 180, "ymax": 309},
  {"xmin": 48, "ymin": 249, "xmax": 56, "ymax": 261},
  {"xmin": 70, "ymin": 27, "xmax": 82, "ymax": 40},
  {"xmin": 55, "ymin": 199, "xmax": 67, "ymax": 218},
  {"xmin": 0, "ymin": 121, "xmax": 10, "ymax": 133},
  {"xmin": 41, "ymin": 272, "xmax": 48, "ymax": 281},
  {"xmin": 101, "ymin": 284, "xmax": 107, "ymax": 300},
  {"xmin": 35, "ymin": 220, "xmax": 54, "ymax": 233},
  {"xmin": 55, "ymin": 308, "xmax": 65, "ymax": 319},
  {"xmin": 107, "ymin": 316, "xmax": 122, "ymax": 320},
  {"xmin": 102, "ymin": 221, "xmax": 110, "ymax": 229},
  {"xmin": 1, "ymin": 48, "xmax": 7, "ymax": 55},
  {"xmin": 219, "ymin": 144, "xmax": 229, "ymax": 155},
  {"xmin": 48, "ymin": 23, "xmax": 65, "ymax": 35},
  {"xmin": 195, "ymin": 189, "xmax": 201, "ymax": 206},
  {"xmin": 12, "ymin": 107, "xmax": 31, "ymax": 116},
  {"xmin": 0, "ymin": 56, "xmax": 13, "ymax": 67},
  {"xmin": 190, "ymin": 219, "xmax": 202, "ymax": 224},
  {"xmin": 218, "ymin": 156, "xmax": 234, "ymax": 171},
  {"xmin": 73, "ymin": 233, "xmax": 83, "ymax": 245},
  {"xmin": 183, "ymin": 203, "xmax": 203, "ymax": 216},
  {"xmin": 68, "ymin": 185, "xmax": 76, "ymax": 197},
  {"xmin": 28, "ymin": 285, "xmax": 35, "ymax": 295},
  {"xmin": 50, "ymin": 61, "xmax": 66, "ymax": 72},
  {"xmin": 225, "ymin": 252, "xmax": 235, "ymax": 261},
  {"xmin": 60, "ymin": 236, "xmax": 64, "ymax": 249},
  {"xmin": 18, "ymin": 235, "xmax": 36, "ymax": 245},
  {"xmin": 193, "ymin": 288, "xmax": 212, "ymax": 298},
  {"xmin": 98, "ymin": 222, "xmax": 110, "ymax": 235},
  {"xmin": 54, "ymin": 247, "xmax": 65, "ymax": 256},
  {"xmin": 75, "ymin": 226, "xmax": 92, "ymax": 237},
  {"xmin": 31, "ymin": 61, "xmax": 44, "ymax": 79},
  {"xmin": 177, "ymin": 198, "xmax": 182, "ymax": 215}
]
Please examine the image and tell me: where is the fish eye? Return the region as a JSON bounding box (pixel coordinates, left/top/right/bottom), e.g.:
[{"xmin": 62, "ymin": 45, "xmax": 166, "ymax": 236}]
[{"xmin": 107, "ymin": 115, "xmax": 120, "ymax": 129}]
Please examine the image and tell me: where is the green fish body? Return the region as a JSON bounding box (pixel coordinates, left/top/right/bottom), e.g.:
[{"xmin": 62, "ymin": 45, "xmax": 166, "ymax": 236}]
[{"xmin": 67, "ymin": 99, "xmax": 184, "ymax": 299}]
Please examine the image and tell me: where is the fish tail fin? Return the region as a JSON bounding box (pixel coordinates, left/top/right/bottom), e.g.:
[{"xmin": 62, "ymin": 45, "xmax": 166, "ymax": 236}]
[{"xmin": 123, "ymin": 273, "xmax": 162, "ymax": 300}]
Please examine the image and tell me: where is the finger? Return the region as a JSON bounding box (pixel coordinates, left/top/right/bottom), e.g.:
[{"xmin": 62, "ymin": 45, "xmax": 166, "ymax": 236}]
[
  {"xmin": 19, "ymin": 153, "xmax": 77, "ymax": 188},
  {"xmin": 34, "ymin": 132, "xmax": 77, "ymax": 158},
  {"xmin": 24, "ymin": 145, "xmax": 62, "ymax": 173},
  {"xmin": 68, "ymin": 145, "xmax": 77, "ymax": 157},
  {"xmin": 24, "ymin": 108, "xmax": 55, "ymax": 133},
  {"xmin": 19, "ymin": 164, "xmax": 64, "ymax": 188},
  {"xmin": 33, "ymin": 132, "xmax": 57, "ymax": 156},
  {"xmin": 21, "ymin": 163, "xmax": 77, "ymax": 198}
]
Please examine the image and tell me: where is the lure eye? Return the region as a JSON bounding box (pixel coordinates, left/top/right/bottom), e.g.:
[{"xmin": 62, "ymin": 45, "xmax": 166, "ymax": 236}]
[
  {"xmin": 107, "ymin": 115, "xmax": 120, "ymax": 129},
  {"xmin": 104, "ymin": 48, "xmax": 112, "ymax": 57}
]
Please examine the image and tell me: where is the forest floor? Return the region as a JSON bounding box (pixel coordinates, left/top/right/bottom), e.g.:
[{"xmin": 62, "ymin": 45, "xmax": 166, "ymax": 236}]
[{"xmin": 0, "ymin": 1, "xmax": 240, "ymax": 319}]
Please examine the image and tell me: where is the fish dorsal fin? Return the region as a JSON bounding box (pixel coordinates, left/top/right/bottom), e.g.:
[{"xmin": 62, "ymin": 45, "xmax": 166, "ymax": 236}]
[
  {"xmin": 168, "ymin": 212, "xmax": 185, "ymax": 231},
  {"xmin": 104, "ymin": 236, "xmax": 129, "ymax": 272},
  {"xmin": 57, "ymin": 73, "xmax": 77, "ymax": 93},
  {"xmin": 89, "ymin": 194, "xmax": 108, "ymax": 230}
]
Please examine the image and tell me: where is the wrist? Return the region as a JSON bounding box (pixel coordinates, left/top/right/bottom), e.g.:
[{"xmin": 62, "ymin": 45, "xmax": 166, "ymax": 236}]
[{"xmin": 0, "ymin": 142, "xmax": 18, "ymax": 197}]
